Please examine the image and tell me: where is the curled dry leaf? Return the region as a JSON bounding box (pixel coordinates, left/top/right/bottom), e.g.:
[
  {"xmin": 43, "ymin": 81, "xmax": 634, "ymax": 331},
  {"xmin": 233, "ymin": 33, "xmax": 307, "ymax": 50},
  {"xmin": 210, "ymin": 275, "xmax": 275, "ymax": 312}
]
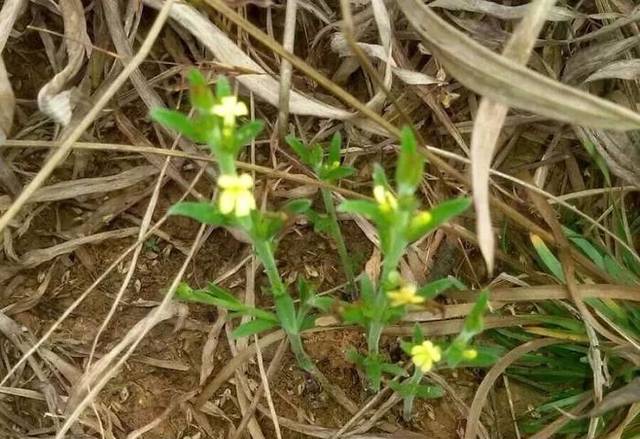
[
  {"xmin": 0, "ymin": 57, "xmax": 13, "ymax": 141},
  {"xmin": 563, "ymin": 36, "xmax": 640, "ymax": 84},
  {"xmin": 586, "ymin": 59, "xmax": 640, "ymax": 82},
  {"xmin": 397, "ymin": 0, "xmax": 640, "ymax": 130},
  {"xmin": 587, "ymin": 379, "xmax": 640, "ymax": 418},
  {"xmin": 331, "ymin": 36, "xmax": 442, "ymax": 85},
  {"xmin": 430, "ymin": 0, "xmax": 578, "ymax": 21},
  {"xmin": 470, "ymin": 0, "xmax": 557, "ymax": 274},
  {"xmin": 575, "ymin": 128, "xmax": 640, "ymax": 187},
  {"xmin": 142, "ymin": 0, "xmax": 353, "ymax": 120},
  {"xmin": 37, "ymin": 0, "xmax": 90, "ymax": 125}
]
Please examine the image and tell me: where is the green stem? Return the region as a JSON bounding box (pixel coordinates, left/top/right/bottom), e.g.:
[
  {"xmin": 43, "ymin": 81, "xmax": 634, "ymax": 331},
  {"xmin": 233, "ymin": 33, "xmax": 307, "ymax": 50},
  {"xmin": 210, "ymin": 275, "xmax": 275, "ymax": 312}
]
[
  {"xmin": 370, "ymin": 210, "xmax": 410, "ymax": 355},
  {"xmin": 402, "ymin": 368, "xmax": 423, "ymax": 421},
  {"xmin": 217, "ymin": 151, "xmax": 236, "ymax": 176},
  {"xmin": 320, "ymin": 188, "xmax": 357, "ymax": 298},
  {"xmin": 367, "ymin": 322, "xmax": 383, "ymax": 354},
  {"xmin": 253, "ymin": 239, "xmax": 286, "ymax": 297},
  {"xmin": 289, "ymin": 333, "xmax": 313, "ymax": 372}
]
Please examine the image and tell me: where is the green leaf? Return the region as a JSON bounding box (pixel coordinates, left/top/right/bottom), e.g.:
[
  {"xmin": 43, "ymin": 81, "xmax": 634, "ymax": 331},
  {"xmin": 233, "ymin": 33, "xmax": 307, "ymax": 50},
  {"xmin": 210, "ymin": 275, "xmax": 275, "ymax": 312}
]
[
  {"xmin": 380, "ymin": 362, "xmax": 408, "ymax": 378},
  {"xmin": 297, "ymin": 277, "xmax": 312, "ymax": 304},
  {"xmin": 413, "ymin": 384, "xmax": 444, "ymax": 399},
  {"xmin": 365, "ymin": 358, "xmax": 383, "ymax": 391},
  {"xmin": 309, "ymin": 296, "xmax": 334, "ymax": 312},
  {"xmin": 417, "ymin": 278, "xmax": 456, "ymax": 300},
  {"xmin": 359, "ymin": 274, "xmax": 376, "ymax": 306},
  {"xmin": 406, "ymin": 197, "xmax": 471, "ymax": 242},
  {"xmin": 175, "ymin": 282, "xmax": 240, "ymax": 309},
  {"xmin": 372, "ymin": 164, "xmax": 390, "ymax": 188},
  {"xmin": 530, "ymin": 234, "xmax": 565, "ymax": 282},
  {"xmin": 604, "ymin": 255, "xmax": 639, "ymax": 285},
  {"xmin": 151, "ymin": 108, "xmax": 205, "ymax": 143},
  {"xmin": 341, "ymin": 304, "xmax": 365, "ymax": 325},
  {"xmin": 396, "ymin": 127, "xmax": 424, "ymax": 195},
  {"xmin": 236, "ymin": 120, "xmax": 264, "ymax": 146},
  {"xmin": 215, "ymin": 76, "xmax": 231, "ymax": 98},
  {"xmin": 308, "ymin": 211, "xmax": 333, "ymax": 234},
  {"xmin": 274, "ymin": 294, "xmax": 298, "ymax": 334},
  {"xmin": 286, "ymin": 135, "xmax": 309, "ymax": 163},
  {"xmin": 232, "ymin": 319, "xmax": 279, "ymax": 338},
  {"xmin": 564, "ymin": 227, "xmax": 605, "ymax": 270},
  {"xmin": 309, "ymin": 145, "xmax": 323, "ymax": 170},
  {"xmin": 253, "ymin": 213, "xmax": 285, "ymax": 240},
  {"xmin": 282, "ymin": 199, "xmax": 312, "ymax": 214},
  {"xmin": 187, "ymin": 69, "xmax": 215, "ymax": 112},
  {"xmin": 338, "ymin": 200, "xmax": 380, "ymax": 220},
  {"xmin": 328, "ymin": 132, "xmax": 342, "ymax": 165},
  {"xmin": 169, "ymin": 202, "xmax": 226, "ymax": 225},
  {"xmin": 320, "ymin": 166, "xmax": 354, "ymax": 182},
  {"xmin": 463, "ymin": 290, "xmax": 489, "ymax": 337}
]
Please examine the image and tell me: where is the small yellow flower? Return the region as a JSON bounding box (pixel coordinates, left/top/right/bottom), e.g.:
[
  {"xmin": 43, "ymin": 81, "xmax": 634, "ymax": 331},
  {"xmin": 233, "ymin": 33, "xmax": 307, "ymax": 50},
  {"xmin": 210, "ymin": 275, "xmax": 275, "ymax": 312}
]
[
  {"xmin": 217, "ymin": 173, "xmax": 256, "ymax": 217},
  {"xmin": 387, "ymin": 283, "xmax": 424, "ymax": 307},
  {"xmin": 211, "ymin": 96, "xmax": 248, "ymax": 128},
  {"xmin": 410, "ymin": 211, "xmax": 432, "ymax": 228},
  {"xmin": 462, "ymin": 348, "xmax": 478, "ymax": 360},
  {"xmin": 373, "ymin": 185, "xmax": 398, "ymax": 212},
  {"xmin": 411, "ymin": 340, "xmax": 442, "ymax": 373}
]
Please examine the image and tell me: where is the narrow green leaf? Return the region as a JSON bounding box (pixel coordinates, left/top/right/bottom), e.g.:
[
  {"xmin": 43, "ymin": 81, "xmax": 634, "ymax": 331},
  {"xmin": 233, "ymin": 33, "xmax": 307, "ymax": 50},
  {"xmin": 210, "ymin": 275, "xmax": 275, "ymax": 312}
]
[
  {"xmin": 380, "ymin": 362, "xmax": 408, "ymax": 377},
  {"xmin": 320, "ymin": 166, "xmax": 354, "ymax": 182},
  {"xmin": 215, "ymin": 76, "xmax": 231, "ymax": 98},
  {"xmin": 274, "ymin": 294, "xmax": 298, "ymax": 334},
  {"xmin": 187, "ymin": 69, "xmax": 215, "ymax": 112},
  {"xmin": 337, "ymin": 200, "xmax": 381, "ymax": 220},
  {"xmin": 530, "ymin": 234, "xmax": 565, "ymax": 281},
  {"xmin": 282, "ymin": 198, "xmax": 312, "ymax": 214},
  {"xmin": 151, "ymin": 108, "xmax": 204, "ymax": 142},
  {"xmin": 412, "ymin": 384, "xmax": 444, "ymax": 399},
  {"xmin": 396, "ymin": 127, "xmax": 424, "ymax": 195},
  {"xmin": 232, "ymin": 319, "xmax": 279, "ymax": 338},
  {"xmin": 406, "ymin": 197, "xmax": 471, "ymax": 242},
  {"xmin": 309, "ymin": 145, "xmax": 323, "ymax": 170},
  {"xmin": 169, "ymin": 201, "xmax": 226, "ymax": 225},
  {"xmin": 309, "ymin": 296, "xmax": 333, "ymax": 312},
  {"xmin": 464, "ymin": 290, "xmax": 489, "ymax": 336},
  {"xmin": 236, "ymin": 120, "xmax": 264, "ymax": 146},
  {"xmin": 565, "ymin": 227, "xmax": 605, "ymax": 269},
  {"xmin": 417, "ymin": 278, "xmax": 456, "ymax": 300},
  {"xmin": 328, "ymin": 132, "xmax": 342, "ymax": 165},
  {"xmin": 286, "ymin": 135, "xmax": 309, "ymax": 163},
  {"xmin": 176, "ymin": 282, "xmax": 241, "ymax": 310}
]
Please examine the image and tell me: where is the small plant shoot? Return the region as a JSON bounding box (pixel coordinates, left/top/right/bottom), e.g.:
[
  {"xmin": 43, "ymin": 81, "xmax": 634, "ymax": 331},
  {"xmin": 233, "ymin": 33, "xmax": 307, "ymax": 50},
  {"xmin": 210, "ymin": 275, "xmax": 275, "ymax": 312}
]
[{"xmin": 151, "ymin": 70, "xmax": 488, "ymax": 416}]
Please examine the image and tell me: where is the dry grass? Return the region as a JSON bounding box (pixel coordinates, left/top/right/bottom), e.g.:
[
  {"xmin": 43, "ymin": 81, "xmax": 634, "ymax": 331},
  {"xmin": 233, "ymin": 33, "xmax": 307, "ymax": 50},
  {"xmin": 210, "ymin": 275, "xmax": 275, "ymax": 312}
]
[{"xmin": 0, "ymin": 0, "xmax": 639, "ymax": 438}]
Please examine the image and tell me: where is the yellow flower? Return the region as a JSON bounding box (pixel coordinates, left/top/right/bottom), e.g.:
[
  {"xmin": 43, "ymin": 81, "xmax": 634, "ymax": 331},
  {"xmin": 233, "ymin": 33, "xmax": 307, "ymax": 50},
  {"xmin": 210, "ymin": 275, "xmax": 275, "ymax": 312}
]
[
  {"xmin": 411, "ymin": 341, "xmax": 442, "ymax": 373},
  {"xmin": 410, "ymin": 211, "xmax": 432, "ymax": 228},
  {"xmin": 373, "ymin": 185, "xmax": 398, "ymax": 212},
  {"xmin": 462, "ymin": 349, "xmax": 478, "ymax": 360},
  {"xmin": 217, "ymin": 173, "xmax": 256, "ymax": 217},
  {"xmin": 387, "ymin": 283, "xmax": 424, "ymax": 307},
  {"xmin": 211, "ymin": 96, "xmax": 248, "ymax": 128}
]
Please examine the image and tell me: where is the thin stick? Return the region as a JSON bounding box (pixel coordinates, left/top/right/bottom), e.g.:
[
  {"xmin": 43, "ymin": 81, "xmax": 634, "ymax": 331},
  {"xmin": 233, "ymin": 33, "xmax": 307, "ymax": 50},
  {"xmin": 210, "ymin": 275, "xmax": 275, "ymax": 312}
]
[
  {"xmin": 254, "ymin": 334, "xmax": 282, "ymax": 439},
  {"xmin": 277, "ymin": 0, "xmax": 297, "ymax": 138},
  {"xmin": 0, "ymin": 0, "xmax": 174, "ymax": 233}
]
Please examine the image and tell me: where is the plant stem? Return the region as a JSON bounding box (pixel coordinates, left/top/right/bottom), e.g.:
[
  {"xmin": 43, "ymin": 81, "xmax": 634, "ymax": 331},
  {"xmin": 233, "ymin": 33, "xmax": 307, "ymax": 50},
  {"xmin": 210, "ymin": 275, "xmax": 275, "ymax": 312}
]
[
  {"xmin": 253, "ymin": 238, "xmax": 286, "ymax": 297},
  {"xmin": 320, "ymin": 188, "xmax": 357, "ymax": 298},
  {"xmin": 402, "ymin": 368, "xmax": 422, "ymax": 421},
  {"xmin": 253, "ymin": 232, "xmax": 314, "ymax": 371},
  {"xmin": 367, "ymin": 322, "xmax": 383, "ymax": 354},
  {"xmin": 217, "ymin": 152, "xmax": 236, "ymax": 176},
  {"xmin": 289, "ymin": 332, "xmax": 313, "ymax": 371}
]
